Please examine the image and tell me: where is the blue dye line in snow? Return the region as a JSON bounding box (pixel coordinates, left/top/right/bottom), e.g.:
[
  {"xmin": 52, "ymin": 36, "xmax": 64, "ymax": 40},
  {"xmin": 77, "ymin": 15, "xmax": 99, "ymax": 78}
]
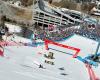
[
  {"xmin": 25, "ymin": 41, "xmax": 99, "ymax": 67},
  {"xmin": 84, "ymin": 53, "xmax": 100, "ymax": 60},
  {"xmin": 28, "ymin": 34, "xmax": 99, "ymax": 67},
  {"xmin": 49, "ymin": 48, "xmax": 73, "ymax": 56},
  {"xmin": 49, "ymin": 47, "xmax": 98, "ymax": 67},
  {"xmin": 24, "ymin": 42, "xmax": 44, "ymax": 47},
  {"xmin": 76, "ymin": 56, "xmax": 98, "ymax": 67}
]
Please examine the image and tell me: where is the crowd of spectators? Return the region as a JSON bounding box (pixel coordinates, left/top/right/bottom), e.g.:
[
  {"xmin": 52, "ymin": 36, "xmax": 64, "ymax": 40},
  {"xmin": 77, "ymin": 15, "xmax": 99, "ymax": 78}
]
[{"xmin": 35, "ymin": 24, "xmax": 100, "ymax": 41}]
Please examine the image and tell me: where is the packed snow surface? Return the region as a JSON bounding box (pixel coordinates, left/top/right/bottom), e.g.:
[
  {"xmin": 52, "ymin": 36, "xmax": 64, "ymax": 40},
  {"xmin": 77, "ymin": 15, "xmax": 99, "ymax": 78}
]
[{"xmin": 0, "ymin": 34, "xmax": 100, "ymax": 80}]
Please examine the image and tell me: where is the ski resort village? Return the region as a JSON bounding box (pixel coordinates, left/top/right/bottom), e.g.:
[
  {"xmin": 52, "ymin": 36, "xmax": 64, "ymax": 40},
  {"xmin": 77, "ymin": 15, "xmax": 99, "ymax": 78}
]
[{"xmin": 0, "ymin": 0, "xmax": 100, "ymax": 80}]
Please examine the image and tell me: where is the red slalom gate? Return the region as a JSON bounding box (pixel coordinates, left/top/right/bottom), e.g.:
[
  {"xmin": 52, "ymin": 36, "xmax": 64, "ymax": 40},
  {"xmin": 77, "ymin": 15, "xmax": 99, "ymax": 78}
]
[
  {"xmin": 44, "ymin": 39, "xmax": 99, "ymax": 80},
  {"xmin": 44, "ymin": 39, "xmax": 80, "ymax": 58},
  {"xmin": 85, "ymin": 63, "xmax": 99, "ymax": 80}
]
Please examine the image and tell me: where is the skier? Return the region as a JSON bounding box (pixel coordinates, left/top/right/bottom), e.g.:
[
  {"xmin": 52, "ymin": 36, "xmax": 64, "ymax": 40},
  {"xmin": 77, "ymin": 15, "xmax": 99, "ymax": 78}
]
[
  {"xmin": 33, "ymin": 60, "xmax": 45, "ymax": 69},
  {"xmin": 39, "ymin": 64, "xmax": 44, "ymax": 68}
]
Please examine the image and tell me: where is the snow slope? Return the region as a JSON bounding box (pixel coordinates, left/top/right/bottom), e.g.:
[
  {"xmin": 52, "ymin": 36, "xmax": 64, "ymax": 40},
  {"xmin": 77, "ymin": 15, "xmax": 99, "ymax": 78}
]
[
  {"xmin": 49, "ymin": 34, "xmax": 99, "ymax": 58},
  {"xmin": 0, "ymin": 34, "xmax": 100, "ymax": 80},
  {"xmin": 0, "ymin": 46, "xmax": 89, "ymax": 80}
]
